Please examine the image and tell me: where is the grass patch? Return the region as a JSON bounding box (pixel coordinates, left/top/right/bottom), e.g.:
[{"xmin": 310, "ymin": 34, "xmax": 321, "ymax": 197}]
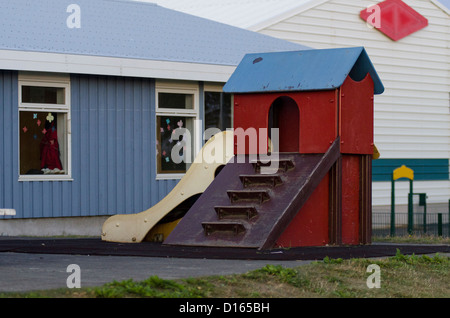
[
  {"xmin": 93, "ymin": 276, "xmax": 209, "ymax": 298},
  {"xmin": 2, "ymin": 250, "xmax": 448, "ymax": 298}
]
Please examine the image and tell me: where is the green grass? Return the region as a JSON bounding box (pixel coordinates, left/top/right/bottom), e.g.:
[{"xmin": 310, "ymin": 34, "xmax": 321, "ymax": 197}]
[{"xmin": 2, "ymin": 250, "xmax": 449, "ymax": 298}]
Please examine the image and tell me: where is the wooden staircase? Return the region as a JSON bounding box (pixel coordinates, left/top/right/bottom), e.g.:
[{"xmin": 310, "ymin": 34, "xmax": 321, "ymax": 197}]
[
  {"xmin": 164, "ymin": 138, "xmax": 340, "ymax": 249},
  {"xmin": 201, "ymin": 158, "xmax": 295, "ymax": 237}
]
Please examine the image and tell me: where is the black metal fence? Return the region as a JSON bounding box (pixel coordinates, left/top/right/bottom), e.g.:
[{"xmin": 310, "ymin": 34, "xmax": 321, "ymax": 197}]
[{"xmin": 372, "ymin": 212, "xmax": 450, "ymax": 237}]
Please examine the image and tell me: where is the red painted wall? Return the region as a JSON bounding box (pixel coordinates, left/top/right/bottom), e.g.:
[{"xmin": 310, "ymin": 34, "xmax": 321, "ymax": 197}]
[
  {"xmin": 297, "ymin": 90, "xmax": 338, "ymax": 154},
  {"xmin": 339, "ymin": 74, "xmax": 374, "ymax": 155},
  {"xmin": 275, "ymin": 174, "xmax": 330, "ymax": 247},
  {"xmin": 233, "ymin": 90, "xmax": 338, "ymax": 155},
  {"xmin": 341, "ymin": 155, "xmax": 361, "ymax": 245},
  {"xmin": 232, "ymin": 74, "xmax": 374, "ymax": 247}
]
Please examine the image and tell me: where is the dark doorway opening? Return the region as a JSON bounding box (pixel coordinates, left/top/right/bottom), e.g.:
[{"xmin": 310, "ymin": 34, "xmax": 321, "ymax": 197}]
[{"xmin": 268, "ymin": 96, "xmax": 299, "ymax": 153}]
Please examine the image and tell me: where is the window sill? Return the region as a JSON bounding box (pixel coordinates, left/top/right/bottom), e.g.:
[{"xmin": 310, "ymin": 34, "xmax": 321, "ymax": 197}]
[
  {"xmin": 19, "ymin": 175, "xmax": 74, "ymax": 182},
  {"xmin": 155, "ymin": 173, "xmax": 185, "ymax": 180}
]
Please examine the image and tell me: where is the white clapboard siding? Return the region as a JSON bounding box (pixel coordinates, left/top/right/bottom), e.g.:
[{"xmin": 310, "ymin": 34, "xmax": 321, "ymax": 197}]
[
  {"xmin": 257, "ymin": 0, "xmax": 450, "ymax": 207},
  {"xmin": 149, "ymin": 0, "xmax": 449, "ymax": 207}
]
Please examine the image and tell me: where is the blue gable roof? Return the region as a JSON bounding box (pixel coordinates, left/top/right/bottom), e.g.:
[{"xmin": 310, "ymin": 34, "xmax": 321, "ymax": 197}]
[
  {"xmin": 223, "ymin": 47, "xmax": 384, "ymax": 94},
  {"xmin": 0, "ymin": 0, "xmax": 307, "ymax": 66}
]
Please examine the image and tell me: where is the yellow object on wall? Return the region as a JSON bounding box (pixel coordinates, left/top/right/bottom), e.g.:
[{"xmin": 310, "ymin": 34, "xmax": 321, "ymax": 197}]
[
  {"xmin": 393, "ymin": 165, "xmax": 414, "ymax": 181},
  {"xmin": 372, "ymin": 144, "xmax": 380, "ymax": 160}
]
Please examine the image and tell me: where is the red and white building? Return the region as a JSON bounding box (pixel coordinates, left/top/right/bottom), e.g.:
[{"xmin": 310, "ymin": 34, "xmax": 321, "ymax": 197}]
[{"xmin": 149, "ymin": 0, "xmax": 450, "ymax": 213}]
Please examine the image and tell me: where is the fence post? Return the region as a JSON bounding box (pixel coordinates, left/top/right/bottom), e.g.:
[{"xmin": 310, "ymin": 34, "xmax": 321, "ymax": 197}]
[
  {"xmin": 407, "ymin": 191, "xmax": 413, "ymax": 235},
  {"xmin": 390, "ymin": 176, "xmax": 395, "ymax": 236},
  {"xmin": 420, "ymin": 193, "xmax": 427, "ymax": 233},
  {"xmin": 437, "ymin": 213, "xmax": 443, "ymax": 237}
]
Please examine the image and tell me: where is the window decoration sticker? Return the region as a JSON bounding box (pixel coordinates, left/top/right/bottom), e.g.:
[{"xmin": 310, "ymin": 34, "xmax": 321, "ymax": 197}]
[
  {"xmin": 37, "ymin": 119, "xmax": 41, "ymax": 127},
  {"xmin": 158, "ymin": 115, "xmax": 188, "ymax": 174},
  {"xmin": 46, "ymin": 112, "xmax": 54, "ymax": 123},
  {"xmin": 42, "ymin": 128, "xmax": 47, "ymax": 135},
  {"xmin": 22, "ymin": 126, "xmax": 28, "ymax": 133},
  {"xmin": 33, "ymin": 113, "xmax": 38, "ymax": 119}
]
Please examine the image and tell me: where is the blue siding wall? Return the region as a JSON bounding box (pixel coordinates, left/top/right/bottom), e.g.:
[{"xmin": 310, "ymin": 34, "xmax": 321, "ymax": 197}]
[
  {"xmin": 0, "ymin": 71, "xmax": 19, "ymax": 219},
  {"xmin": 0, "ymin": 71, "xmax": 179, "ymax": 219}
]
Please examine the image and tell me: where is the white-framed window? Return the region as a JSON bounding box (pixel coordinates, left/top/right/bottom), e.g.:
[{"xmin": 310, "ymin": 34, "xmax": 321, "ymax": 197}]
[
  {"xmin": 155, "ymin": 81, "xmax": 199, "ymax": 179},
  {"xmin": 18, "ymin": 72, "xmax": 72, "ymax": 181}
]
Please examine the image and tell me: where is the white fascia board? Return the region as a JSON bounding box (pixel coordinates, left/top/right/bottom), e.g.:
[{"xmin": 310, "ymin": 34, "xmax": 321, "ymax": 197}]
[
  {"xmin": 248, "ymin": 0, "xmax": 330, "ymax": 32},
  {"xmin": 249, "ymin": 0, "xmax": 450, "ymax": 31},
  {"xmin": 0, "ymin": 49, "xmax": 235, "ymax": 83},
  {"xmin": 431, "ymin": 0, "xmax": 450, "ymax": 16}
]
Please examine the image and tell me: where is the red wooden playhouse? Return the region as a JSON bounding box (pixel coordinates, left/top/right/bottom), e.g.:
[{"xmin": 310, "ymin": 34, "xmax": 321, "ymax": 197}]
[{"xmin": 164, "ymin": 47, "xmax": 384, "ymax": 249}]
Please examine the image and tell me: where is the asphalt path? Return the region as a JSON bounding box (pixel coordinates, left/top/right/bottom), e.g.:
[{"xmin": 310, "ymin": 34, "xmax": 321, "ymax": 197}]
[
  {"xmin": 0, "ymin": 252, "xmax": 309, "ymax": 293},
  {"xmin": 0, "ymin": 237, "xmax": 448, "ymax": 293}
]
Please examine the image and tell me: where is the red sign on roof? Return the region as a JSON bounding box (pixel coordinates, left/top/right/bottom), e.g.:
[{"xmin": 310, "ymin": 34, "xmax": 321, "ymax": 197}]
[{"xmin": 360, "ymin": 0, "xmax": 428, "ymax": 41}]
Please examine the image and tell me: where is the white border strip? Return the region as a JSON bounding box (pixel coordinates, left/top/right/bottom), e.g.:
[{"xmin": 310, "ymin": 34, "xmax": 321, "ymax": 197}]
[
  {"xmin": 0, "ymin": 209, "xmax": 16, "ymax": 216},
  {"xmin": 0, "ymin": 50, "xmax": 235, "ymax": 83},
  {"xmin": 431, "ymin": 0, "xmax": 450, "ymax": 16}
]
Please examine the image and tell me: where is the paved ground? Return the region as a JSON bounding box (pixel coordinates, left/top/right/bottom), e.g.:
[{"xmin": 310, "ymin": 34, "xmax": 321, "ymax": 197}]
[
  {"xmin": 0, "ymin": 237, "xmax": 448, "ymax": 293},
  {"xmin": 0, "ymin": 252, "xmax": 309, "ymax": 293}
]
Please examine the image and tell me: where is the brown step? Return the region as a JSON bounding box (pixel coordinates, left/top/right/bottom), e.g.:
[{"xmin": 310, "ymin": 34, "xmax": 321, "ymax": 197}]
[
  {"xmin": 214, "ymin": 206, "xmax": 258, "ymax": 220},
  {"xmin": 202, "ymin": 221, "xmax": 246, "ymax": 236},
  {"xmin": 227, "ymin": 190, "xmax": 270, "ymax": 204},
  {"xmin": 251, "ymin": 159, "xmax": 295, "ymax": 173},
  {"xmin": 239, "ymin": 175, "xmax": 283, "ymax": 188}
]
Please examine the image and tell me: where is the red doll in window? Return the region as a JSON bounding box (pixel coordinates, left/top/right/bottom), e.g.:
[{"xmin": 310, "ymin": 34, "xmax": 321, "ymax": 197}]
[{"xmin": 40, "ymin": 118, "xmax": 63, "ymax": 173}]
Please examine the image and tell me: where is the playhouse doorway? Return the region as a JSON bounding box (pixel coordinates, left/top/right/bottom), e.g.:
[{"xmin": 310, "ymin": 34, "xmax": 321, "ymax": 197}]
[{"xmin": 268, "ymin": 96, "xmax": 299, "ymax": 153}]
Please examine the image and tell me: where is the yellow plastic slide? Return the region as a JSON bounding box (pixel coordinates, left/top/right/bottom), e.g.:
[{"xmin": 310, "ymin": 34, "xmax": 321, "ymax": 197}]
[{"xmin": 101, "ymin": 131, "xmax": 234, "ymax": 243}]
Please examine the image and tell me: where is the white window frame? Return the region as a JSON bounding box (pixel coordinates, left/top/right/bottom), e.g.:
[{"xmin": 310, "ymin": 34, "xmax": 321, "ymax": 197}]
[
  {"xmin": 155, "ymin": 80, "xmax": 200, "ymax": 180},
  {"xmin": 18, "ymin": 72, "xmax": 72, "ymax": 182}
]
